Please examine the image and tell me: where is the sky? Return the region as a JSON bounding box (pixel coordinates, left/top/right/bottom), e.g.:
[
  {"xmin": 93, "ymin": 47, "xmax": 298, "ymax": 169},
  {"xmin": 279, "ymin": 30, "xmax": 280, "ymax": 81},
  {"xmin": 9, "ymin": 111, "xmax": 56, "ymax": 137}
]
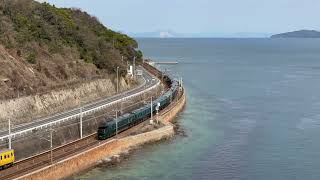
[{"xmin": 38, "ymin": 0, "xmax": 320, "ymax": 37}]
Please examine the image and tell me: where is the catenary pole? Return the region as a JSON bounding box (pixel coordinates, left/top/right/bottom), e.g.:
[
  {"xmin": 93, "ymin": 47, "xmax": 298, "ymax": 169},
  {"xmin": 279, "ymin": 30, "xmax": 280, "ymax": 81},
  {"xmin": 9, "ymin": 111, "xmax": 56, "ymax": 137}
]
[
  {"xmin": 8, "ymin": 119, "xmax": 11, "ymax": 149},
  {"xmin": 116, "ymin": 110, "xmax": 118, "ymax": 136},
  {"xmin": 50, "ymin": 129, "xmax": 53, "ymax": 164},
  {"xmin": 133, "ymin": 56, "xmax": 136, "ymax": 80},
  {"xmin": 80, "ymin": 106, "xmax": 83, "ymax": 139},
  {"xmin": 151, "ymin": 97, "xmax": 153, "ymax": 122},
  {"xmin": 117, "ymin": 66, "xmax": 119, "ymax": 93}
]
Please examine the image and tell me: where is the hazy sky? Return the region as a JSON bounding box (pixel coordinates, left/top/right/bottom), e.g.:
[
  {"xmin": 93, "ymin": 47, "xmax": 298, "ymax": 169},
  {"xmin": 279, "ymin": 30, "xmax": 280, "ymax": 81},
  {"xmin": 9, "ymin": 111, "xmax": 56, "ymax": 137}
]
[{"xmin": 39, "ymin": 0, "xmax": 320, "ymax": 35}]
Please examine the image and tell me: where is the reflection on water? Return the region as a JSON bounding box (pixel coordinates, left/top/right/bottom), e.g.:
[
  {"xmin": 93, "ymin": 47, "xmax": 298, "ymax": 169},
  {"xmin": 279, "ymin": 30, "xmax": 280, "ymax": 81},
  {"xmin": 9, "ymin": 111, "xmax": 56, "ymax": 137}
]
[{"xmin": 75, "ymin": 38, "xmax": 320, "ymax": 180}]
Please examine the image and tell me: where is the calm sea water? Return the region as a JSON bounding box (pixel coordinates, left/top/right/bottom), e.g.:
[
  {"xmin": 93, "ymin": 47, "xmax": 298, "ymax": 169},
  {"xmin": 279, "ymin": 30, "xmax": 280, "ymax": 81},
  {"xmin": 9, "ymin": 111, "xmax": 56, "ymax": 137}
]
[{"xmin": 76, "ymin": 38, "xmax": 320, "ymax": 180}]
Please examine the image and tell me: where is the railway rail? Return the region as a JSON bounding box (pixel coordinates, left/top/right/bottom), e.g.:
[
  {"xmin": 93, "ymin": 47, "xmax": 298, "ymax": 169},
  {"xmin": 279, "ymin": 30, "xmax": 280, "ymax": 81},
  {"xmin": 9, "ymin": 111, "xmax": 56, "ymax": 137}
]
[
  {"xmin": 0, "ymin": 96, "xmax": 158, "ymax": 180},
  {"xmin": 0, "ymin": 133, "xmax": 98, "ymax": 179},
  {"xmin": 0, "ymin": 63, "xmax": 175, "ymax": 180},
  {"xmin": 0, "ymin": 67, "xmax": 159, "ymax": 141}
]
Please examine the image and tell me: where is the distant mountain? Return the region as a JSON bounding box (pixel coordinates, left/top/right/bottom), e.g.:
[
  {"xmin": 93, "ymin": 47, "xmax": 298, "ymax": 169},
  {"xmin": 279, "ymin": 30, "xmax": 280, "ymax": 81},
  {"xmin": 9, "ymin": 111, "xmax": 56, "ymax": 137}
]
[
  {"xmin": 271, "ymin": 30, "xmax": 320, "ymax": 38},
  {"xmin": 129, "ymin": 30, "xmax": 176, "ymax": 38},
  {"xmin": 130, "ymin": 31, "xmax": 272, "ymax": 38}
]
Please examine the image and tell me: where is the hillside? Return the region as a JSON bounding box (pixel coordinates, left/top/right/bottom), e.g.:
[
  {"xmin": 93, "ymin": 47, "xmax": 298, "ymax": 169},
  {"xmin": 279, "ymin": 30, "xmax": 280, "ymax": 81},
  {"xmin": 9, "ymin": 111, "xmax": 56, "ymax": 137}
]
[
  {"xmin": 0, "ymin": 0, "xmax": 142, "ymax": 100},
  {"xmin": 271, "ymin": 30, "xmax": 320, "ymax": 38}
]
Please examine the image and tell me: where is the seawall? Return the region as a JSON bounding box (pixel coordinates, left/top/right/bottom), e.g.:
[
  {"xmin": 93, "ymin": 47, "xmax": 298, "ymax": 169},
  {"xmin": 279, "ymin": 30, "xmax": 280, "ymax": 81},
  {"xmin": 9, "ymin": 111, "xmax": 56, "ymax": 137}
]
[{"xmin": 17, "ymin": 88, "xmax": 186, "ymax": 180}]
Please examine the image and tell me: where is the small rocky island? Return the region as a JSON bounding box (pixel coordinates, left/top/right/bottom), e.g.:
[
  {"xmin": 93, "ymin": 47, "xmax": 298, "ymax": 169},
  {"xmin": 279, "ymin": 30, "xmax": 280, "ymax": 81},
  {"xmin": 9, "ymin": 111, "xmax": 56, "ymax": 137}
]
[{"xmin": 271, "ymin": 30, "xmax": 320, "ymax": 38}]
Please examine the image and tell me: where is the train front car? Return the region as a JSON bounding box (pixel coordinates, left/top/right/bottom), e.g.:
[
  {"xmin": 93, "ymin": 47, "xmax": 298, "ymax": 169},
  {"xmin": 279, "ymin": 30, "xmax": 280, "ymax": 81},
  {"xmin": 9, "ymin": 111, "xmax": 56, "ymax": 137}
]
[
  {"xmin": 98, "ymin": 113, "xmax": 137, "ymax": 140},
  {"xmin": 97, "ymin": 121, "xmax": 113, "ymax": 140},
  {"xmin": 0, "ymin": 149, "xmax": 15, "ymax": 170}
]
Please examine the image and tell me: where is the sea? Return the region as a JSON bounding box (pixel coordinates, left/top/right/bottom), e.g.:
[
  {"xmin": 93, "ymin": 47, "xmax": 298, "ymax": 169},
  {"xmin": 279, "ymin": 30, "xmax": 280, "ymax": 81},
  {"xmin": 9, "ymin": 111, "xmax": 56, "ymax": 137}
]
[{"xmin": 75, "ymin": 38, "xmax": 320, "ymax": 180}]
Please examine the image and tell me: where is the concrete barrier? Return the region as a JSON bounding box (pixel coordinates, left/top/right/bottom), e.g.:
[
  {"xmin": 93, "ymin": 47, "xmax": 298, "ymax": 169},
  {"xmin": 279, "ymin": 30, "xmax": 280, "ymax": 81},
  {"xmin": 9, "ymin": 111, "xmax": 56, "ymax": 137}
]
[{"xmin": 18, "ymin": 89, "xmax": 186, "ymax": 180}]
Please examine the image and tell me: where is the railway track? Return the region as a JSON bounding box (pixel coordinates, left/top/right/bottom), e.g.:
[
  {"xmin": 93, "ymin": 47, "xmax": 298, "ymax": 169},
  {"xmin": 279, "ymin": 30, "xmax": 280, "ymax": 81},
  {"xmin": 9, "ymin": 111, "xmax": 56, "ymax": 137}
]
[
  {"xmin": 0, "ymin": 94, "xmax": 161, "ymax": 179},
  {"xmin": 0, "ymin": 67, "xmax": 159, "ymax": 141},
  {"xmin": 0, "ymin": 133, "xmax": 97, "ymax": 179},
  {"xmin": 0, "ymin": 100, "xmax": 153, "ymax": 178},
  {"xmin": 0, "ymin": 63, "xmax": 171, "ymax": 180},
  {"xmin": 0, "ymin": 115, "xmax": 157, "ymax": 180}
]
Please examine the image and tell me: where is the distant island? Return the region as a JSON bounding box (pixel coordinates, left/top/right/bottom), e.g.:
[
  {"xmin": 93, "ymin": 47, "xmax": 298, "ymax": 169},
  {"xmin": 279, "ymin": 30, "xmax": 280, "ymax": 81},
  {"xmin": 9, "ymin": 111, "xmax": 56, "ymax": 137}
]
[{"xmin": 271, "ymin": 30, "xmax": 320, "ymax": 38}]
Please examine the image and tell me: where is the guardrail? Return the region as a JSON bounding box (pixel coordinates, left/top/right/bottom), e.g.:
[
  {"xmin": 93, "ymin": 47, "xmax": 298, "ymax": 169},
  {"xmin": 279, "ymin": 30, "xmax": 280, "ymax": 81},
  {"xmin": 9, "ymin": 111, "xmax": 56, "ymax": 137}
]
[{"xmin": 0, "ymin": 68, "xmax": 160, "ymax": 141}]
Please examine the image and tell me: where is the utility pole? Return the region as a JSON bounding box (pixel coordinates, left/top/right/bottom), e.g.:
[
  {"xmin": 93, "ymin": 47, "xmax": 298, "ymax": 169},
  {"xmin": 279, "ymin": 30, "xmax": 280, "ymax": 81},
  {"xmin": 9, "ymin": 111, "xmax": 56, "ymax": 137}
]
[
  {"xmin": 115, "ymin": 110, "xmax": 118, "ymax": 136},
  {"xmin": 143, "ymin": 84, "xmax": 146, "ymax": 104},
  {"xmin": 116, "ymin": 66, "xmax": 119, "ymax": 93},
  {"xmin": 120, "ymin": 94, "xmax": 124, "ymax": 114},
  {"xmin": 150, "ymin": 97, "xmax": 153, "ymax": 123},
  {"xmin": 50, "ymin": 129, "xmax": 53, "ymax": 164},
  {"xmin": 80, "ymin": 107, "xmax": 83, "ymax": 139},
  {"xmin": 133, "ymin": 56, "xmax": 136, "ymax": 80},
  {"xmin": 156, "ymin": 103, "xmax": 160, "ymax": 124},
  {"xmin": 8, "ymin": 119, "xmax": 11, "ymax": 149},
  {"xmin": 120, "ymin": 100, "xmax": 123, "ymax": 115},
  {"xmin": 38, "ymin": 128, "xmax": 55, "ymax": 164}
]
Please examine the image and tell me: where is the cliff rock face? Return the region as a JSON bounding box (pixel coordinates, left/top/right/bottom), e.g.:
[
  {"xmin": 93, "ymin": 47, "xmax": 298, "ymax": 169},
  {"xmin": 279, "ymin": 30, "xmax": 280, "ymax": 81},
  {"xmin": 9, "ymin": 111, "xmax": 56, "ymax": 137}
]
[
  {"xmin": 0, "ymin": 0, "xmax": 143, "ymax": 126},
  {"xmin": 0, "ymin": 0, "xmax": 143, "ymax": 100},
  {"xmin": 0, "ymin": 76, "xmax": 137, "ymax": 129}
]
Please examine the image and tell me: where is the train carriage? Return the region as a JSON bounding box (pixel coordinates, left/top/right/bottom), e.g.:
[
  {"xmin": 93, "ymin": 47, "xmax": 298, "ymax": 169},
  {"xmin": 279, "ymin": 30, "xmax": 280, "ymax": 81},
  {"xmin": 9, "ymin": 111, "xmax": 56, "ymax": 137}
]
[
  {"xmin": 132, "ymin": 105, "xmax": 152, "ymax": 122},
  {"xmin": 0, "ymin": 65, "xmax": 181, "ymax": 172},
  {"xmin": 97, "ymin": 75, "xmax": 180, "ymax": 141},
  {"xmin": 0, "ymin": 149, "xmax": 14, "ymax": 169},
  {"xmin": 98, "ymin": 113, "xmax": 136, "ymax": 140}
]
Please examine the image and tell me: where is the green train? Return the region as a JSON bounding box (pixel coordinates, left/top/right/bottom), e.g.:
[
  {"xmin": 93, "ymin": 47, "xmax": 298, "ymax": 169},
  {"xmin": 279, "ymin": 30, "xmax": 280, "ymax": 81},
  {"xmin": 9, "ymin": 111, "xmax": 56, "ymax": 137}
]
[{"xmin": 98, "ymin": 77, "xmax": 179, "ymax": 140}]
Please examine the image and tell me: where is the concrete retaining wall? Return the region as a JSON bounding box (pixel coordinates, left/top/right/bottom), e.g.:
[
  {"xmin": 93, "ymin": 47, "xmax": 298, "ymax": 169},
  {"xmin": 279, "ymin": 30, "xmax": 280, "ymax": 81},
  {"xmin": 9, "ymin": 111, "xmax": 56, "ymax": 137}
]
[
  {"xmin": 160, "ymin": 89, "xmax": 186, "ymax": 125},
  {"xmin": 4, "ymin": 86, "xmax": 161, "ymax": 161},
  {"xmin": 18, "ymin": 89, "xmax": 186, "ymax": 180},
  {"xmin": 0, "ymin": 77, "xmax": 134, "ymax": 129}
]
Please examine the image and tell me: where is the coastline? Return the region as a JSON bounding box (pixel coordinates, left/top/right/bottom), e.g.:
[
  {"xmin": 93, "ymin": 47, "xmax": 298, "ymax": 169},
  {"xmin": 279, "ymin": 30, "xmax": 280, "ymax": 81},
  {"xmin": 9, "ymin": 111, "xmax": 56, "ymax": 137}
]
[{"xmin": 17, "ymin": 87, "xmax": 186, "ymax": 180}]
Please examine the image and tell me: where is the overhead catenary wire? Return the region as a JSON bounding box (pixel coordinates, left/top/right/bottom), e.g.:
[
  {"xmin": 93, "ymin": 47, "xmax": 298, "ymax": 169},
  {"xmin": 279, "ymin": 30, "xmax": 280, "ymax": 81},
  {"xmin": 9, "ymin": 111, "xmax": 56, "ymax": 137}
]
[{"xmin": 0, "ymin": 68, "xmax": 160, "ymax": 141}]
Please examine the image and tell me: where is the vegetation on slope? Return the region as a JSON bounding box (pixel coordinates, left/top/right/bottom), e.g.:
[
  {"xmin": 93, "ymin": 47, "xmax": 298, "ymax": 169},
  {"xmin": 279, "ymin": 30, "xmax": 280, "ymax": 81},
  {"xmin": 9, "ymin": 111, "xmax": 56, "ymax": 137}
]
[{"xmin": 0, "ymin": 0, "xmax": 142, "ymax": 99}]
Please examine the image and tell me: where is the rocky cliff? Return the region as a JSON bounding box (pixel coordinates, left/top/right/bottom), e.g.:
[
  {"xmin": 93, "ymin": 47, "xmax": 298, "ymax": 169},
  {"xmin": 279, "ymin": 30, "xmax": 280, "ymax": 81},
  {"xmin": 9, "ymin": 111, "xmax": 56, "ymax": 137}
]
[
  {"xmin": 0, "ymin": 0, "xmax": 143, "ymax": 100},
  {"xmin": 0, "ymin": 0, "xmax": 143, "ymax": 126}
]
